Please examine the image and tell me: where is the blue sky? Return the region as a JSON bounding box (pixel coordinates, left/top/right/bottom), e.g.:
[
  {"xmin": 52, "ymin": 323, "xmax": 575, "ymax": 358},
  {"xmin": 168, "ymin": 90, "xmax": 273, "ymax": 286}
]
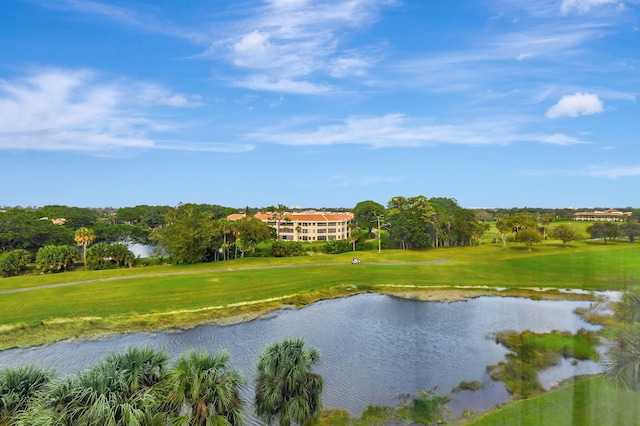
[{"xmin": 1, "ymin": 0, "xmax": 639, "ymax": 209}]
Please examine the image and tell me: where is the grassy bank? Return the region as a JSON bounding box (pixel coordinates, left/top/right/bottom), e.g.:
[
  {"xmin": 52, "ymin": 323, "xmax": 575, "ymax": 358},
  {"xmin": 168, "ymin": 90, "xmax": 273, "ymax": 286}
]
[
  {"xmin": 465, "ymin": 376, "xmax": 640, "ymax": 426},
  {"xmin": 1, "ymin": 241, "xmax": 639, "ymax": 350}
]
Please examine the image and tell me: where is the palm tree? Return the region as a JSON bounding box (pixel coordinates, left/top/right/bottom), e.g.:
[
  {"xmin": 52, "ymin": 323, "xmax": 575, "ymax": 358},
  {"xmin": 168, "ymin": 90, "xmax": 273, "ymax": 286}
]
[
  {"xmin": 74, "ymin": 227, "xmax": 95, "ymax": 267},
  {"xmin": 255, "ymin": 338, "xmax": 323, "ymax": 426},
  {"xmin": 101, "ymin": 347, "xmax": 169, "ymax": 397},
  {"xmin": 605, "ymin": 290, "xmax": 640, "ymax": 391},
  {"xmin": 614, "ymin": 289, "xmax": 640, "ymax": 324},
  {"xmin": 165, "ymin": 350, "xmax": 244, "ymax": 426},
  {"xmin": 604, "ymin": 322, "xmax": 640, "ymax": 391}
]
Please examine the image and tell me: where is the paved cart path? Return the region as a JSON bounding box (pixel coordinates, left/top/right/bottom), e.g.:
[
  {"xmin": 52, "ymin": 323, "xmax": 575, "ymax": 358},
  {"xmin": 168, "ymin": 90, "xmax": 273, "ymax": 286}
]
[{"xmin": 0, "ymin": 259, "xmax": 448, "ymax": 295}]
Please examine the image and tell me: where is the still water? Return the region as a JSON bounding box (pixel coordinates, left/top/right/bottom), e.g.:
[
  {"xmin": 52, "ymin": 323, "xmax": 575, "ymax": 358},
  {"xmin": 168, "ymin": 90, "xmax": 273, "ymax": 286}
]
[{"xmin": 0, "ymin": 294, "xmax": 601, "ymax": 416}]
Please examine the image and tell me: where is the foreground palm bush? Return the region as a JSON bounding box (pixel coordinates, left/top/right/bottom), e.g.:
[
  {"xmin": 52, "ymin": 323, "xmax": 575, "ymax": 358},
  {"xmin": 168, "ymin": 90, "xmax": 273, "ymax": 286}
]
[
  {"xmin": 18, "ymin": 347, "xmax": 170, "ymax": 425},
  {"xmin": 2, "ymin": 342, "xmax": 327, "ymax": 426},
  {"xmin": 255, "ymin": 338, "xmax": 323, "ymax": 426},
  {"xmin": 0, "ymin": 365, "xmax": 54, "ymax": 425},
  {"xmin": 165, "ymin": 350, "xmax": 244, "ymax": 426},
  {"xmin": 605, "ymin": 289, "xmax": 640, "ymax": 391}
]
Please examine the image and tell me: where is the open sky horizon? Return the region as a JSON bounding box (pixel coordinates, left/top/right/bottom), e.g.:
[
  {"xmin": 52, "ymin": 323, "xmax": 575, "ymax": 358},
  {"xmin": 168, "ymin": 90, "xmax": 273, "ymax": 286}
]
[{"xmin": 1, "ymin": 0, "xmax": 639, "ymax": 209}]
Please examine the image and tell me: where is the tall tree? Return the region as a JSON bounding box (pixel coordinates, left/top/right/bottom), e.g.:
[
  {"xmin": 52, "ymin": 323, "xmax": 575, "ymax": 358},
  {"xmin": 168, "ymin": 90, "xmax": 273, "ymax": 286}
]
[
  {"xmin": 587, "ymin": 222, "xmax": 610, "ymax": 244},
  {"xmin": 349, "ymin": 222, "xmax": 360, "ymax": 251},
  {"xmin": 266, "ymin": 204, "xmax": 291, "ymax": 240},
  {"xmin": 549, "ymin": 224, "xmax": 582, "ymax": 247},
  {"xmin": 233, "ymin": 216, "xmax": 271, "ymax": 256},
  {"xmin": 622, "ymin": 220, "xmax": 640, "ymax": 243},
  {"xmin": 151, "ymin": 203, "xmax": 218, "ymax": 264},
  {"xmin": 255, "ymin": 338, "xmax": 323, "ymax": 426},
  {"xmin": 74, "ymin": 227, "xmax": 95, "ymax": 267},
  {"xmin": 166, "ymin": 351, "xmax": 244, "ymax": 426},
  {"xmin": 516, "ymin": 227, "xmax": 543, "ymax": 251},
  {"xmin": 429, "ymin": 198, "xmax": 456, "ymax": 247},
  {"xmin": 451, "ymin": 208, "xmax": 486, "ymax": 246},
  {"xmin": 538, "ymin": 213, "xmax": 554, "ymax": 240},
  {"xmin": 386, "ymin": 196, "xmax": 435, "ymax": 249},
  {"xmin": 495, "ymin": 215, "xmax": 513, "ymax": 249},
  {"xmin": 496, "ymin": 213, "xmax": 538, "ymax": 249},
  {"xmin": 353, "ymin": 200, "xmax": 385, "ymax": 238}
]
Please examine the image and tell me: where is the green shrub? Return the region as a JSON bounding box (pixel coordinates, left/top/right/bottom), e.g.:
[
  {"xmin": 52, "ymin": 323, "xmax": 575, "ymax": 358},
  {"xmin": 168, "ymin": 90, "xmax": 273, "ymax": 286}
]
[
  {"xmin": 271, "ymin": 241, "xmax": 306, "ymax": 257},
  {"xmin": 324, "ymin": 239, "xmax": 352, "ymax": 254},
  {"xmin": 0, "ymin": 249, "xmax": 31, "ymax": 277},
  {"xmin": 35, "ymin": 245, "xmax": 79, "ymax": 273},
  {"xmin": 86, "ymin": 242, "xmax": 135, "ymax": 269}
]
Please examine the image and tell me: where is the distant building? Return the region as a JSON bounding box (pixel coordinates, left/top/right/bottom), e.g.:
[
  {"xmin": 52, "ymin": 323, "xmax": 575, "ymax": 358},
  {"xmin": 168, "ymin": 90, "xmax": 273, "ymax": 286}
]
[
  {"xmin": 40, "ymin": 217, "xmax": 67, "ymax": 225},
  {"xmin": 228, "ymin": 211, "xmax": 353, "ymax": 241},
  {"xmin": 573, "ymin": 209, "xmax": 632, "ymax": 222}
]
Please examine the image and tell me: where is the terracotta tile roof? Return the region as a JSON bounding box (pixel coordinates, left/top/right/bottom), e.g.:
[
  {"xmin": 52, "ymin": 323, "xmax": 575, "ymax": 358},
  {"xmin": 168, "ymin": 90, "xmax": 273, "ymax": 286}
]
[{"xmin": 227, "ymin": 212, "xmax": 353, "ymax": 222}]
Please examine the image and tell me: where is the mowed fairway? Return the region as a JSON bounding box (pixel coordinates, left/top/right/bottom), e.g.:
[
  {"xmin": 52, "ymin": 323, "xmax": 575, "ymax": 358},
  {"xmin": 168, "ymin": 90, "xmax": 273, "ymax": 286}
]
[{"xmin": 1, "ymin": 241, "xmax": 639, "ymax": 349}]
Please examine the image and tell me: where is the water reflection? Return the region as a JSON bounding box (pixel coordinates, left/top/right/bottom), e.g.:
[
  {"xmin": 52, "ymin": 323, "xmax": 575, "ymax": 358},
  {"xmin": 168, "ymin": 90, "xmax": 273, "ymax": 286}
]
[{"xmin": 0, "ymin": 294, "xmax": 601, "ymax": 417}]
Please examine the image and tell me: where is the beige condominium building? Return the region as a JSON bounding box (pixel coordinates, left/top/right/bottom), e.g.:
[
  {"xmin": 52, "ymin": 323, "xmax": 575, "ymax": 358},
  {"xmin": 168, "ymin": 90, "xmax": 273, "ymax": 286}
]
[
  {"xmin": 227, "ymin": 211, "xmax": 354, "ymax": 242},
  {"xmin": 573, "ymin": 208, "xmax": 632, "ymax": 222}
]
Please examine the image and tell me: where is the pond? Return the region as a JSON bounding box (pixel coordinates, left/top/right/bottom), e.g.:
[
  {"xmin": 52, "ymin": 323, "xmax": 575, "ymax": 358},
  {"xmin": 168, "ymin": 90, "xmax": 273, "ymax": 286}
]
[{"xmin": 0, "ymin": 294, "xmax": 603, "ymax": 419}]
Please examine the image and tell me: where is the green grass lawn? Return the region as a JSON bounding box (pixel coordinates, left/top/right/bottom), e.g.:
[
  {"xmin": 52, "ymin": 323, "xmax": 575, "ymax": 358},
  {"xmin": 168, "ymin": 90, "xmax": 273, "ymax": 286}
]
[
  {"xmin": 465, "ymin": 376, "xmax": 640, "ymax": 426},
  {"xmin": 1, "ymin": 241, "xmax": 639, "ymax": 350}
]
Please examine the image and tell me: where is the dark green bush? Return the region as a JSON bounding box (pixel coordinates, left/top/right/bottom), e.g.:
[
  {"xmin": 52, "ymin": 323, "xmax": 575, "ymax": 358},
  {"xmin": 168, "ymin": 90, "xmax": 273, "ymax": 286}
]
[
  {"xmin": 0, "ymin": 249, "xmax": 31, "ymax": 277},
  {"xmin": 271, "ymin": 241, "xmax": 306, "ymax": 257}
]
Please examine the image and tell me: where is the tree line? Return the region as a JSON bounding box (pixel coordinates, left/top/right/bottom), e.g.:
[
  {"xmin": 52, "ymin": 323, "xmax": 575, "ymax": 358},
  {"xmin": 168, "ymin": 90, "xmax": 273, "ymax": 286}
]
[
  {"xmin": 2, "ymin": 200, "xmax": 640, "ymax": 276},
  {"xmin": 354, "ymin": 197, "xmax": 490, "ymax": 249},
  {"xmin": 0, "ymin": 338, "xmax": 322, "ymax": 426}
]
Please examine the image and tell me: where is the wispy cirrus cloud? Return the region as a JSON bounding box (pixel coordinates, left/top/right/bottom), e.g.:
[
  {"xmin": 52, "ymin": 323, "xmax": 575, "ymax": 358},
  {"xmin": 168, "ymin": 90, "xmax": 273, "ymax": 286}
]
[
  {"xmin": 561, "ymin": 0, "xmax": 620, "ymax": 15},
  {"xmin": 34, "ymin": 0, "xmax": 206, "ymax": 43},
  {"xmin": 0, "ymin": 68, "xmax": 250, "ymax": 153},
  {"xmin": 248, "ymin": 113, "xmax": 587, "ymax": 147},
  {"xmin": 217, "ymin": 0, "xmax": 395, "ymax": 93},
  {"xmin": 588, "ymin": 165, "xmax": 640, "ymax": 178},
  {"xmin": 394, "ymin": 20, "xmax": 613, "ymax": 94}
]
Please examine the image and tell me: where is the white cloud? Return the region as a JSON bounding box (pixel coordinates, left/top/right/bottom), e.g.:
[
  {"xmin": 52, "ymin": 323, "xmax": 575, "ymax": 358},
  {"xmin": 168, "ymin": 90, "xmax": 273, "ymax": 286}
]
[
  {"xmin": 545, "ymin": 92, "xmax": 604, "ymax": 119},
  {"xmin": 0, "ymin": 68, "xmax": 226, "ymax": 153},
  {"xmin": 154, "ymin": 94, "xmax": 204, "ymax": 108},
  {"xmin": 233, "ymin": 76, "xmax": 333, "ymax": 95},
  {"xmin": 40, "ymin": 0, "xmax": 206, "ymax": 43},
  {"xmin": 248, "ymin": 113, "xmax": 584, "ymax": 147},
  {"xmin": 561, "ymin": 0, "xmax": 619, "ymax": 14},
  {"xmin": 589, "ymin": 165, "xmax": 640, "ymax": 178},
  {"xmin": 541, "ymin": 133, "xmax": 585, "ymax": 145},
  {"xmin": 232, "ymin": 31, "xmax": 274, "ymax": 68},
  {"xmin": 329, "ymin": 56, "xmax": 371, "ymax": 78},
  {"xmin": 221, "ymin": 0, "xmax": 393, "ymax": 93}
]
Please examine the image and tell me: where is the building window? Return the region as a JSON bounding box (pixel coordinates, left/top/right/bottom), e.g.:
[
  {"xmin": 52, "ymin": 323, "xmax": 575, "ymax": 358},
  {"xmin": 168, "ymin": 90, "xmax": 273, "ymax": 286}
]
[{"xmin": 318, "ymin": 236, "xmax": 326, "ymax": 241}]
